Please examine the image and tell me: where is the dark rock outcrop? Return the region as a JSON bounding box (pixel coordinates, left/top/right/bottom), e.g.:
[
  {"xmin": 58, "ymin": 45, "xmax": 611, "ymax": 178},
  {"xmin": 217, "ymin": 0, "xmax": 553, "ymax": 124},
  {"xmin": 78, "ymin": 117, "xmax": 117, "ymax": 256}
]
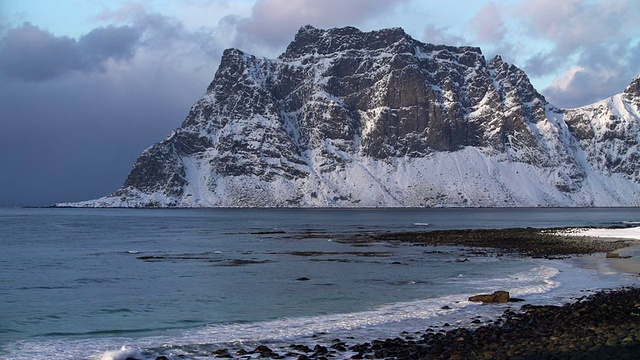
[{"xmin": 469, "ymin": 291, "xmax": 511, "ymax": 303}]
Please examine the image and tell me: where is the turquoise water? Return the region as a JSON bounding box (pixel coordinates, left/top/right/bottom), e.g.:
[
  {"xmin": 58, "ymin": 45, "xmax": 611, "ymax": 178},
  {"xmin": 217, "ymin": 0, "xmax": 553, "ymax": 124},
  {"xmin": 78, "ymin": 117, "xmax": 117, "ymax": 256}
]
[{"xmin": 1, "ymin": 207, "xmax": 638, "ymax": 359}]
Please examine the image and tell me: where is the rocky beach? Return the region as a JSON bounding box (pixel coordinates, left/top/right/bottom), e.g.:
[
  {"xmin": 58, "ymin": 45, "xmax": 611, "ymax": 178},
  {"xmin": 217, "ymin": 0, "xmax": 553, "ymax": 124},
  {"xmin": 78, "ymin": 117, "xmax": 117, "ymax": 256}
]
[
  {"xmin": 120, "ymin": 226, "xmax": 640, "ymax": 360},
  {"xmin": 268, "ymin": 286, "xmax": 639, "ymax": 360}
]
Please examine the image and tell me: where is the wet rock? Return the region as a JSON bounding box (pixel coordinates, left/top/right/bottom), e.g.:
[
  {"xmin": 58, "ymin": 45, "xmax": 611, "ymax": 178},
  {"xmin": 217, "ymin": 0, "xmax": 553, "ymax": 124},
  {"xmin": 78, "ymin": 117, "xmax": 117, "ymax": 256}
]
[
  {"xmin": 313, "ymin": 344, "xmax": 328, "ymax": 355},
  {"xmin": 469, "ymin": 290, "xmax": 510, "ymax": 303},
  {"xmin": 290, "ymin": 344, "xmax": 312, "ymax": 353},
  {"xmin": 253, "ymin": 345, "xmax": 273, "ymax": 354}
]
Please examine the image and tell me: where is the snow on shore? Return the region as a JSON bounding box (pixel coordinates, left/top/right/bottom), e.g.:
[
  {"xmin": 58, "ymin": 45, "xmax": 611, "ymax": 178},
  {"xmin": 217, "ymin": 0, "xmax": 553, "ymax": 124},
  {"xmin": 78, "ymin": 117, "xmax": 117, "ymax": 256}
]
[{"xmin": 565, "ymin": 226, "xmax": 640, "ymax": 240}]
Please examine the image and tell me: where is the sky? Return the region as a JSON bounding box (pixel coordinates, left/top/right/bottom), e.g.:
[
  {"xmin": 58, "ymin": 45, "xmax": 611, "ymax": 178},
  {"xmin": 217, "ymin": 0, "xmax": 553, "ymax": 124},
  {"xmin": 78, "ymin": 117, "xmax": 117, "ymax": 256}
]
[{"xmin": 1, "ymin": 0, "xmax": 639, "ymax": 206}]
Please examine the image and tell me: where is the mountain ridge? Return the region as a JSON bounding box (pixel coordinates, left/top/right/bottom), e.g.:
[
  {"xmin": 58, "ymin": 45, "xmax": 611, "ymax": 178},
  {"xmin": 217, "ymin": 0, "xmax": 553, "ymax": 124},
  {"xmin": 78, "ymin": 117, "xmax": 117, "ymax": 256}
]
[{"xmin": 58, "ymin": 26, "xmax": 640, "ymax": 208}]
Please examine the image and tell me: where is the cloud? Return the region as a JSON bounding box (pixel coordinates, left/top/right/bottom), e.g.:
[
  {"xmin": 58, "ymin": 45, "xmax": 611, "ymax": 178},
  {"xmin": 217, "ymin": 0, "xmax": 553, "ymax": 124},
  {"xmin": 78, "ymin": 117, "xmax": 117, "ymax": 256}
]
[
  {"xmin": 468, "ymin": 1, "xmax": 505, "ymax": 43},
  {"xmin": 80, "ymin": 25, "xmax": 141, "ymax": 65},
  {"xmin": 0, "ymin": 3, "xmax": 230, "ymax": 83},
  {"xmin": 96, "ymin": 5, "xmax": 226, "ymax": 67},
  {"xmin": 234, "ymin": 0, "xmax": 409, "ymax": 50},
  {"xmin": 0, "ymin": 22, "xmax": 142, "ymax": 81},
  {"xmin": 422, "ymin": 24, "xmax": 466, "ymax": 46},
  {"xmin": 544, "ymin": 41, "xmax": 640, "ymax": 107},
  {"xmin": 0, "ymin": 6, "xmax": 224, "ymax": 206},
  {"xmin": 518, "ymin": 0, "xmax": 638, "ymax": 56},
  {"xmin": 548, "ymin": 66, "xmax": 587, "ymax": 93},
  {"xmin": 508, "ymin": 0, "xmax": 640, "ymax": 107}
]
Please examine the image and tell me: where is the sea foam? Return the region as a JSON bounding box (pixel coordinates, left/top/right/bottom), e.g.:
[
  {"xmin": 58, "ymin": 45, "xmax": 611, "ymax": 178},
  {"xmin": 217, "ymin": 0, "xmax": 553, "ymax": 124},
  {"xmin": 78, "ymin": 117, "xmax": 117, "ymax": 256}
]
[{"xmin": 99, "ymin": 346, "xmax": 142, "ymax": 360}]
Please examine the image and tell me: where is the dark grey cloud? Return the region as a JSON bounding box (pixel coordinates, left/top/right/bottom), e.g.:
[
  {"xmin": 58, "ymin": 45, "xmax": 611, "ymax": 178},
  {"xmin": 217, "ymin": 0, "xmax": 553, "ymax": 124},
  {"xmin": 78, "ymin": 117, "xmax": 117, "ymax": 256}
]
[
  {"xmin": 0, "ymin": 22, "xmax": 142, "ymax": 81},
  {"xmin": 0, "ymin": 68, "xmax": 205, "ymax": 206},
  {"xmin": 521, "ymin": 51, "xmax": 562, "ymax": 77},
  {"xmin": 0, "ymin": 9, "xmax": 220, "ymax": 206},
  {"xmin": 79, "ymin": 25, "xmax": 141, "ymax": 65},
  {"xmin": 97, "ymin": 6, "xmax": 224, "ymax": 64}
]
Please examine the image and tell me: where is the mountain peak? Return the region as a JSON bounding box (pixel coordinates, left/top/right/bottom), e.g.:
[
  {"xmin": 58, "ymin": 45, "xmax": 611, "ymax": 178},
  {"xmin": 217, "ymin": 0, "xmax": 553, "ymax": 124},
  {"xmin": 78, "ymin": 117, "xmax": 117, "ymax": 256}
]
[
  {"xmin": 623, "ymin": 74, "xmax": 640, "ymax": 98},
  {"xmin": 280, "ymin": 26, "xmax": 412, "ymax": 59}
]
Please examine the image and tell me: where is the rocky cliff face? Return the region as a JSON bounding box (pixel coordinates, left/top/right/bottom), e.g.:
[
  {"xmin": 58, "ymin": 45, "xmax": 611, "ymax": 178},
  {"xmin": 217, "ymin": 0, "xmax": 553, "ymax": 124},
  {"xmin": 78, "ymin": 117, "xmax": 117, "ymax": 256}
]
[{"xmin": 61, "ymin": 26, "xmax": 640, "ymax": 207}]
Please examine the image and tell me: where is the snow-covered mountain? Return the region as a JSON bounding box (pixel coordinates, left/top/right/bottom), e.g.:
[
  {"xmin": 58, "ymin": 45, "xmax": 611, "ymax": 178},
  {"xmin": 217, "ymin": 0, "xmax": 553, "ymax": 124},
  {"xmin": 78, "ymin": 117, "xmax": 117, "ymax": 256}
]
[{"xmin": 60, "ymin": 26, "xmax": 640, "ymax": 207}]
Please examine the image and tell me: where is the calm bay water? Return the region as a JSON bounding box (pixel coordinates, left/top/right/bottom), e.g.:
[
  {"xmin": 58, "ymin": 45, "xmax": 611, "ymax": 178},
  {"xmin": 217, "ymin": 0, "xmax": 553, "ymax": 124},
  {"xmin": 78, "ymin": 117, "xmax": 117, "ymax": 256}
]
[{"xmin": 1, "ymin": 207, "xmax": 639, "ymax": 359}]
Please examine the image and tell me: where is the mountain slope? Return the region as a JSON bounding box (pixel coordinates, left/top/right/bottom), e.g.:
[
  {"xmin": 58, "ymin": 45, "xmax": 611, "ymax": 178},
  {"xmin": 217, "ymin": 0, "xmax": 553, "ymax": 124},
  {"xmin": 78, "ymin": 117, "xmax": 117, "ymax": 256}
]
[{"xmin": 60, "ymin": 26, "xmax": 640, "ymax": 207}]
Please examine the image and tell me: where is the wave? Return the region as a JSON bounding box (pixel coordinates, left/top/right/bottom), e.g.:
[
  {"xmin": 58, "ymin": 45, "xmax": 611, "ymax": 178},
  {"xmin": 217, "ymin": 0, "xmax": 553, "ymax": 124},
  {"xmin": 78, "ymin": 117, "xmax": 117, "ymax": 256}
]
[
  {"xmin": 4, "ymin": 265, "xmax": 563, "ymax": 360},
  {"xmin": 100, "ymin": 346, "xmax": 142, "ymax": 360}
]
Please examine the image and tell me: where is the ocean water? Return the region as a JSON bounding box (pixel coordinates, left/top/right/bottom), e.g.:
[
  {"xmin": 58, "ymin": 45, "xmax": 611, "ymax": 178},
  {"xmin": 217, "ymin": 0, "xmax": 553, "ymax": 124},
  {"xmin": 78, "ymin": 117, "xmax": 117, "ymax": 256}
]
[{"xmin": 1, "ymin": 207, "xmax": 639, "ymax": 360}]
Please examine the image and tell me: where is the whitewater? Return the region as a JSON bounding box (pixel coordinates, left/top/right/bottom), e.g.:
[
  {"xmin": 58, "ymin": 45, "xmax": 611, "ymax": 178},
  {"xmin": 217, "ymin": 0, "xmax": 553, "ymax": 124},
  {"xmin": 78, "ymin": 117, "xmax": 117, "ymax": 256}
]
[{"xmin": 1, "ymin": 207, "xmax": 638, "ymax": 360}]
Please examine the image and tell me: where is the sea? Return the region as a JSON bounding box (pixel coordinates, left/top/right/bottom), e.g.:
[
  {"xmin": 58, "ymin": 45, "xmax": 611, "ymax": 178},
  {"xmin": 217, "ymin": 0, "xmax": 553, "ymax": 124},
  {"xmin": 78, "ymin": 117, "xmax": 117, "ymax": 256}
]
[{"xmin": 1, "ymin": 207, "xmax": 639, "ymax": 360}]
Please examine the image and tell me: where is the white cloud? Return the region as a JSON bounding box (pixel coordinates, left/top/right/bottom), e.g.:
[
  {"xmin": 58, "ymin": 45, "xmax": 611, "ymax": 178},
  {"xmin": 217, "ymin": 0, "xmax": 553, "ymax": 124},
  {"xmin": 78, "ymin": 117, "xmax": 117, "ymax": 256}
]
[{"xmin": 548, "ymin": 66, "xmax": 586, "ymax": 92}]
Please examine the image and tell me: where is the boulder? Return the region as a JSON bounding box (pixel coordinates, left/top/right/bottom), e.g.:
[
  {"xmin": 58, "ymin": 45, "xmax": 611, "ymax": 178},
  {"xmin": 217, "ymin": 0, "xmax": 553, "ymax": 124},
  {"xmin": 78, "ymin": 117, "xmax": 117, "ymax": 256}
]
[{"xmin": 469, "ymin": 291, "xmax": 510, "ymax": 303}]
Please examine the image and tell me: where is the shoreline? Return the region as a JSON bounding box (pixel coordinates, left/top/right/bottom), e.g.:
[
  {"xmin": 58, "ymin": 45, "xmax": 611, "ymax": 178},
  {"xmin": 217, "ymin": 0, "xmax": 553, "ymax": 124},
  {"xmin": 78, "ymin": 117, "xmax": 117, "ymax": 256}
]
[
  {"xmin": 133, "ymin": 287, "xmax": 640, "ymax": 360},
  {"xmin": 271, "ymin": 227, "xmax": 640, "ymax": 359},
  {"xmin": 340, "ymin": 227, "xmax": 636, "ymax": 256},
  {"xmin": 122, "ymin": 226, "xmax": 640, "ymax": 360},
  {"xmin": 335, "ymin": 226, "xmax": 640, "ymax": 276},
  {"xmin": 556, "ymin": 227, "xmax": 640, "ymax": 276},
  {"xmin": 310, "ymin": 286, "xmax": 640, "ymax": 360}
]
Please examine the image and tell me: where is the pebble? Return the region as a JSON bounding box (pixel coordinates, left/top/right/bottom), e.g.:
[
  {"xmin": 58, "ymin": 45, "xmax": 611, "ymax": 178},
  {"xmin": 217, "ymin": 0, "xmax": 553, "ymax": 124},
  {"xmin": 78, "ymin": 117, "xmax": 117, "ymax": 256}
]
[{"xmin": 199, "ymin": 287, "xmax": 639, "ymax": 360}]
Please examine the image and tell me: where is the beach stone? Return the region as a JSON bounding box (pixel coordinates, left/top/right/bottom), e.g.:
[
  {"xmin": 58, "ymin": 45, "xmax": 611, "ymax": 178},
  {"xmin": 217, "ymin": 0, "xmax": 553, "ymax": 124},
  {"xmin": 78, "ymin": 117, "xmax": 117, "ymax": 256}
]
[
  {"xmin": 213, "ymin": 348, "xmax": 233, "ymax": 358},
  {"xmin": 291, "ymin": 344, "xmax": 312, "ymax": 352},
  {"xmin": 469, "ymin": 291, "xmax": 510, "ymax": 303},
  {"xmin": 254, "ymin": 345, "xmax": 273, "ymax": 354},
  {"xmin": 313, "ymin": 345, "xmax": 328, "ymax": 354}
]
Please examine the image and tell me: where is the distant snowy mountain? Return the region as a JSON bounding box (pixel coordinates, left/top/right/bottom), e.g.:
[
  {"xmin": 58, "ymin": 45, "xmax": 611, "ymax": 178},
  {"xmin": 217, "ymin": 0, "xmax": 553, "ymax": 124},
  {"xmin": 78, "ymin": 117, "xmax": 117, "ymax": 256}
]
[{"xmin": 59, "ymin": 26, "xmax": 640, "ymax": 208}]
